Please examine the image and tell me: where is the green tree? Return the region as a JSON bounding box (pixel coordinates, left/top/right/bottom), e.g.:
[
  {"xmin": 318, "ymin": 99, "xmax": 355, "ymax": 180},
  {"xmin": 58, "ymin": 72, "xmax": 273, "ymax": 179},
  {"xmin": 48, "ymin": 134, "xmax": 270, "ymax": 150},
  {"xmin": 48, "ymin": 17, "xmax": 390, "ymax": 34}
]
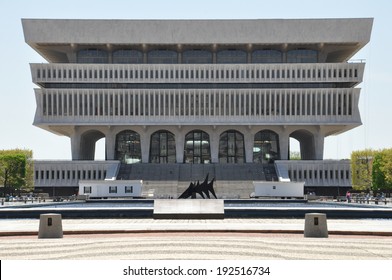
[
  {"xmin": 372, "ymin": 149, "xmax": 392, "ymax": 192},
  {"xmin": 0, "ymin": 149, "xmax": 33, "ymax": 196},
  {"xmin": 351, "ymin": 149, "xmax": 375, "ymax": 191},
  {"xmin": 20, "ymin": 149, "xmax": 34, "ymax": 193},
  {"xmin": 289, "ymin": 151, "xmax": 301, "ymax": 160}
]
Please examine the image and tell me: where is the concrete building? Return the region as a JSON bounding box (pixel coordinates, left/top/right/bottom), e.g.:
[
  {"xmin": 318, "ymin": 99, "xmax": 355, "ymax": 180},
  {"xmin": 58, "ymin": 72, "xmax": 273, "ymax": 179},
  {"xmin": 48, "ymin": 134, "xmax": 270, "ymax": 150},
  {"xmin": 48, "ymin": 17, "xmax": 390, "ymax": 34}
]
[{"xmin": 22, "ymin": 18, "xmax": 373, "ymax": 197}]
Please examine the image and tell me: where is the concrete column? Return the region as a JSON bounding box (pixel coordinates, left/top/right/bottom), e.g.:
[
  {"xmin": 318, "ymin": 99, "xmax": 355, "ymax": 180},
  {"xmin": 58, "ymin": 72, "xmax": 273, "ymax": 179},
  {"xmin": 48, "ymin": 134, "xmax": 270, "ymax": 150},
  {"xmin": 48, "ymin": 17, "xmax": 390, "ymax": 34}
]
[
  {"xmin": 244, "ymin": 132, "xmax": 254, "ymax": 163},
  {"xmin": 175, "ymin": 132, "xmax": 185, "ymax": 163},
  {"xmin": 70, "ymin": 129, "xmax": 81, "ymax": 160},
  {"xmin": 281, "ymin": 43, "xmax": 288, "ymax": 63},
  {"xmin": 210, "ymin": 131, "xmax": 220, "ymax": 163},
  {"xmin": 68, "ymin": 44, "xmax": 78, "ymax": 63},
  {"xmin": 314, "ymin": 132, "xmax": 325, "ymax": 160},
  {"xmin": 247, "ymin": 51, "xmax": 252, "ymax": 63},
  {"xmin": 105, "ymin": 128, "xmax": 116, "ymax": 160},
  {"xmin": 140, "ymin": 131, "xmax": 150, "ymax": 163},
  {"xmin": 108, "ymin": 51, "xmax": 113, "ymax": 64},
  {"xmin": 279, "ymin": 128, "xmax": 290, "ymax": 160},
  {"xmin": 143, "ymin": 51, "xmax": 148, "ymax": 64},
  {"xmin": 178, "ymin": 51, "xmax": 182, "ymax": 64}
]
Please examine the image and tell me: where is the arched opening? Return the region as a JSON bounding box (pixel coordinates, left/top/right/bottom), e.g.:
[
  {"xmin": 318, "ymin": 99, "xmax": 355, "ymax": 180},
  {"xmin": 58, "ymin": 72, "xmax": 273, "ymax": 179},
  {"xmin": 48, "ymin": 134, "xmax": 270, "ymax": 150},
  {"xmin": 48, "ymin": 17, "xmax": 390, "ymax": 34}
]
[
  {"xmin": 289, "ymin": 138, "xmax": 301, "ymax": 160},
  {"xmin": 184, "ymin": 130, "xmax": 211, "ymax": 163},
  {"xmin": 150, "ymin": 130, "xmax": 176, "ymax": 163},
  {"xmin": 253, "ymin": 130, "xmax": 280, "ymax": 163},
  {"xmin": 289, "ymin": 130, "xmax": 315, "ymax": 160},
  {"xmin": 80, "ymin": 130, "xmax": 106, "ymax": 160},
  {"xmin": 219, "ymin": 130, "xmax": 245, "ymax": 163},
  {"xmin": 77, "ymin": 49, "xmax": 108, "ymax": 63},
  {"xmin": 94, "ymin": 138, "xmax": 106, "ymax": 160},
  {"xmin": 115, "ymin": 130, "xmax": 141, "ymax": 164}
]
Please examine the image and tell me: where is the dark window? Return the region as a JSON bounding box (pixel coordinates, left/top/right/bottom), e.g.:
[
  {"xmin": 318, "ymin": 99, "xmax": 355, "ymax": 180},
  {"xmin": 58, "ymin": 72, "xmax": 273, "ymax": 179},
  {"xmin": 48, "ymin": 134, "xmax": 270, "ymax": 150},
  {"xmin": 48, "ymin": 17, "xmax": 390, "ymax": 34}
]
[
  {"xmin": 109, "ymin": 186, "xmax": 117, "ymax": 193},
  {"xmin": 113, "ymin": 49, "xmax": 143, "ymax": 64},
  {"xmin": 182, "ymin": 50, "xmax": 213, "ymax": 64},
  {"xmin": 287, "ymin": 49, "xmax": 318, "ymax": 63},
  {"xmin": 217, "ymin": 50, "xmax": 247, "ymax": 64},
  {"xmin": 219, "ymin": 130, "xmax": 245, "ymax": 163},
  {"xmin": 253, "ymin": 130, "xmax": 280, "ymax": 163},
  {"xmin": 77, "ymin": 49, "xmax": 108, "ymax": 63},
  {"xmin": 149, "ymin": 130, "xmax": 176, "ymax": 163},
  {"xmin": 84, "ymin": 186, "xmax": 92, "ymax": 194},
  {"xmin": 148, "ymin": 50, "xmax": 178, "ymax": 64},
  {"xmin": 184, "ymin": 130, "xmax": 211, "ymax": 164},
  {"xmin": 252, "ymin": 50, "xmax": 282, "ymax": 63},
  {"xmin": 115, "ymin": 130, "xmax": 141, "ymax": 164}
]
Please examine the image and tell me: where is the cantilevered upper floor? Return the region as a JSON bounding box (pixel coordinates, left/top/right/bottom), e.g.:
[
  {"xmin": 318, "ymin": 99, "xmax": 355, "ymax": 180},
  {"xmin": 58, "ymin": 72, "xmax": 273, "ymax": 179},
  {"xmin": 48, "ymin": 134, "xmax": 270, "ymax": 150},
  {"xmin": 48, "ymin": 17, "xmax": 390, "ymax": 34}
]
[{"xmin": 22, "ymin": 18, "xmax": 373, "ymax": 64}]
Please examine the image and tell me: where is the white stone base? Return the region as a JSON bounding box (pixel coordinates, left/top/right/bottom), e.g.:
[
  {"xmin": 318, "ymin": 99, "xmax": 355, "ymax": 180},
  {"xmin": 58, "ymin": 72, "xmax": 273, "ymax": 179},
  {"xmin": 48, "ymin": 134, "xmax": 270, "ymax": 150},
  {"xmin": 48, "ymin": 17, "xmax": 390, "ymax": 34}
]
[{"xmin": 153, "ymin": 199, "xmax": 224, "ymax": 219}]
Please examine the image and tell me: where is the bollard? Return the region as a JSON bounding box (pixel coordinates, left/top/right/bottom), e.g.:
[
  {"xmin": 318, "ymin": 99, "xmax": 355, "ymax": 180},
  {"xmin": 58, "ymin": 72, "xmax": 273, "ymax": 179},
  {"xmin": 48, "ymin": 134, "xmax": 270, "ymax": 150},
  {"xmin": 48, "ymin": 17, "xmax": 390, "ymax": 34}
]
[
  {"xmin": 38, "ymin": 213, "xmax": 63, "ymax": 238},
  {"xmin": 1, "ymin": 199, "xmax": 4, "ymax": 206},
  {"xmin": 304, "ymin": 213, "xmax": 328, "ymax": 238}
]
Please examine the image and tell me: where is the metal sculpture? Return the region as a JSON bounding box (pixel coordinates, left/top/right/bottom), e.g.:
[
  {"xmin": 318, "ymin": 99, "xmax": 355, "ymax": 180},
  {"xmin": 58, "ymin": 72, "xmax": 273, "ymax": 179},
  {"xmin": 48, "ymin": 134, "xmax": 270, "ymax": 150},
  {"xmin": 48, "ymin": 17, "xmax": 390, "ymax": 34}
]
[{"xmin": 179, "ymin": 174, "xmax": 217, "ymax": 199}]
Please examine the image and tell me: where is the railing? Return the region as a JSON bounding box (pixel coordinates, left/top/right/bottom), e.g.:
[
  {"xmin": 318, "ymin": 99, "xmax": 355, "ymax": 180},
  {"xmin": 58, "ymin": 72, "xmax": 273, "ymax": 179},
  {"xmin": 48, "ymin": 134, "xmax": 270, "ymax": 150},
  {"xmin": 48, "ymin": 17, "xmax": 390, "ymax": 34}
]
[
  {"xmin": 34, "ymin": 160, "xmax": 120, "ymax": 187},
  {"xmin": 33, "ymin": 87, "xmax": 361, "ymax": 125},
  {"xmin": 31, "ymin": 62, "xmax": 365, "ymax": 84},
  {"xmin": 275, "ymin": 160, "xmax": 351, "ymax": 187}
]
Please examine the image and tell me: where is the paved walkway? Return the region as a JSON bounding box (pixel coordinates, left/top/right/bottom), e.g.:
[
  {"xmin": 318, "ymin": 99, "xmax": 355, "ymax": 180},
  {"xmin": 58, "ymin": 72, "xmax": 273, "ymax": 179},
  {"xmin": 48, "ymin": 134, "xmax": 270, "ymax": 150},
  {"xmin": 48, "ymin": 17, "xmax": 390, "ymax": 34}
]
[
  {"xmin": 1, "ymin": 218, "xmax": 392, "ymax": 235},
  {"xmin": 1, "ymin": 218, "xmax": 392, "ymax": 260}
]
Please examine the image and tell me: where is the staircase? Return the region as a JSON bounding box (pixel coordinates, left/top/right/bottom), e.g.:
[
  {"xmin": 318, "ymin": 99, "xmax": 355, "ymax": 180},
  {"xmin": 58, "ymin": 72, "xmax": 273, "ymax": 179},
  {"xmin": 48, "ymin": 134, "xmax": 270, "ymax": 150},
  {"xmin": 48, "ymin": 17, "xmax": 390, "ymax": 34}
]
[
  {"xmin": 115, "ymin": 163, "xmax": 279, "ymax": 198},
  {"xmin": 263, "ymin": 164, "xmax": 279, "ymax": 181}
]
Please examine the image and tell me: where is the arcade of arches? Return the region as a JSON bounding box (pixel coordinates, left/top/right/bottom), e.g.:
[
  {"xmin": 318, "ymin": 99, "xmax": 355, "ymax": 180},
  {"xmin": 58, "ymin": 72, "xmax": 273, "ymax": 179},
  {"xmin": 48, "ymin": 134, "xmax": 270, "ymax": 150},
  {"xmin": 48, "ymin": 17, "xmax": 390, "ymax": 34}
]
[{"xmin": 71, "ymin": 127, "xmax": 325, "ymax": 164}]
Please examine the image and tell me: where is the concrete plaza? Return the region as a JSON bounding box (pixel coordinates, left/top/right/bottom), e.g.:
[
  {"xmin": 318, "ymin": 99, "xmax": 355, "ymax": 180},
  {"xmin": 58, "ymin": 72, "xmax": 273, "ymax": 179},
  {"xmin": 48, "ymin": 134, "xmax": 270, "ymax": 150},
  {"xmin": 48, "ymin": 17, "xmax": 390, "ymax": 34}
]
[{"xmin": 1, "ymin": 218, "xmax": 392, "ymax": 260}]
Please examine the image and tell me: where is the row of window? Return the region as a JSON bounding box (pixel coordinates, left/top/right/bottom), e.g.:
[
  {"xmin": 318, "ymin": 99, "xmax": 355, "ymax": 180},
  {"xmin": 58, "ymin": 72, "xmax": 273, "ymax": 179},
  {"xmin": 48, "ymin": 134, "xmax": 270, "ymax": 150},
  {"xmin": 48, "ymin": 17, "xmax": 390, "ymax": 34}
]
[
  {"xmin": 40, "ymin": 89, "xmax": 354, "ymax": 118},
  {"xmin": 289, "ymin": 169, "xmax": 350, "ymax": 181},
  {"xmin": 83, "ymin": 186, "xmax": 134, "ymax": 194},
  {"xmin": 35, "ymin": 169, "xmax": 107, "ymax": 181},
  {"xmin": 76, "ymin": 49, "xmax": 318, "ymax": 64},
  {"xmin": 36, "ymin": 65, "xmax": 359, "ymax": 81},
  {"xmin": 36, "ymin": 166, "xmax": 350, "ymax": 182},
  {"xmin": 115, "ymin": 129, "xmax": 280, "ymax": 164}
]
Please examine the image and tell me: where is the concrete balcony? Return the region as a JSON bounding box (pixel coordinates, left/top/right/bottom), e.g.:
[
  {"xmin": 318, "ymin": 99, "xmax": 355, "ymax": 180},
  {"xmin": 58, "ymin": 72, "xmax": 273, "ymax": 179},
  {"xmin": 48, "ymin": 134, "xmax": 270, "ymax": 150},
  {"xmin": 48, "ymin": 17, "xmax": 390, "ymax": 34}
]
[
  {"xmin": 33, "ymin": 87, "xmax": 361, "ymax": 127},
  {"xmin": 31, "ymin": 62, "xmax": 365, "ymax": 85}
]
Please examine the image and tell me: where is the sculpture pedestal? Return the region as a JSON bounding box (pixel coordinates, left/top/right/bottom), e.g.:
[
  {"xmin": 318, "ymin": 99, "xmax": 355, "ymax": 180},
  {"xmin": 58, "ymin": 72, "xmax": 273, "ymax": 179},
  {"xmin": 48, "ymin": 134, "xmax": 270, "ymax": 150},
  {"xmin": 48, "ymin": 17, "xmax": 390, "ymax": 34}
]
[
  {"xmin": 304, "ymin": 213, "xmax": 328, "ymax": 238},
  {"xmin": 38, "ymin": 213, "xmax": 63, "ymax": 238},
  {"xmin": 153, "ymin": 199, "xmax": 224, "ymax": 219}
]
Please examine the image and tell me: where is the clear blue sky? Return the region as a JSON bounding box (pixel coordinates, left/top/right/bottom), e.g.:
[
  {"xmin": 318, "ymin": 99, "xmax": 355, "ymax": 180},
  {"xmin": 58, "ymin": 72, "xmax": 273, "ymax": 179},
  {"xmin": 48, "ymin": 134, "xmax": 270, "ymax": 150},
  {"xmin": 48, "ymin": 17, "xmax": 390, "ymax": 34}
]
[{"xmin": 0, "ymin": 0, "xmax": 390, "ymax": 160}]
